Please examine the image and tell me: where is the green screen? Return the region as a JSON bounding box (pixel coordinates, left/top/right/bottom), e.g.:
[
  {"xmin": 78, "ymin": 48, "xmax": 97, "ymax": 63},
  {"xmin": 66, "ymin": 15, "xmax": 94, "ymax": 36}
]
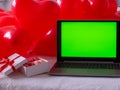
[{"xmin": 61, "ymin": 22, "xmax": 117, "ymax": 58}]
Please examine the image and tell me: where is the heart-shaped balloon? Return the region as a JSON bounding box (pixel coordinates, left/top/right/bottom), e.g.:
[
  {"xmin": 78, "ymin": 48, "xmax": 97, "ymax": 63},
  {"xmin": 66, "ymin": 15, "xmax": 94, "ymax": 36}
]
[
  {"xmin": 0, "ymin": 15, "xmax": 19, "ymax": 27},
  {"xmin": 57, "ymin": 0, "xmax": 81, "ymax": 20},
  {"xmin": 79, "ymin": 0, "xmax": 93, "ymax": 19},
  {"xmin": 0, "ymin": 8, "xmax": 4, "ymax": 12},
  {"xmin": 90, "ymin": 0, "xmax": 117, "ymax": 18},
  {"xmin": 0, "ymin": 11, "xmax": 10, "ymax": 17},
  {"xmin": 116, "ymin": 10, "xmax": 120, "ymax": 17},
  {"xmin": 12, "ymin": 0, "xmax": 60, "ymax": 44},
  {"xmin": 6, "ymin": 11, "xmax": 14, "ymax": 15},
  {"xmin": 106, "ymin": 0, "xmax": 117, "ymax": 16},
  {"xmin": 0, "ymin": 25, "xmax": 35, "ymax": 57},
  {"xmin": 0, "ymin": 26, "xmax": 21, "ymax": 57},
  {"xmin": 57, "ymin": 0, "xmax": 93, "ymax": 20},
  {"xmin": 33, "ymin": 27, "xmax": 57, "ymax": 56}
]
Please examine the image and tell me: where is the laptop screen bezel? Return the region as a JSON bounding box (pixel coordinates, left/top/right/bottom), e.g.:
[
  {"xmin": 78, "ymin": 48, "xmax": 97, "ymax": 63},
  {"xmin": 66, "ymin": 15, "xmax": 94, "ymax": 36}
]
[{"xmin": 57, "ymin": 20, "xmax": 120, "ymax": 63}]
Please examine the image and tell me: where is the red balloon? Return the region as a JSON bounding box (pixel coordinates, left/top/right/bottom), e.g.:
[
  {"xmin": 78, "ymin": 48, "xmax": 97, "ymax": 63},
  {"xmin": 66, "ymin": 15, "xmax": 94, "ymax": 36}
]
[
  {"xmin": 57, "ymin": 0, "xmax": 95, "ymax": 20},
  {"xmin": 109, "ymin": 10, "xmax": 120, "ymax": 20},
  {"xmin": 0, "ymin": 26, "xmax": 35, "ymax": 57},
  {"xmin": 57, "ymin": 0, "xmax": 81, "ymax": 20},
  {"xmin": 34, "ymin": 27, "xmax": 57, "ymax": 56},
  {"xmin": 57, "ymin": 0, "xmax": 117, "ymax": 20},
  {"xmin": 5, "ymin": 10, "xmax": 14, "ymax": 16},
  {"xmin": 0, "ymin": 10, "xmax": 14, "ymax": 17},
  {"xmin": 79, "ymin": 0, "xmax": 93, "ymax": 19},
  {"xmin": 0, "ymin": 15, "xmax": 20, "ymax": 27},
  {"xmin": 90, "ymin": 0, "xmax": 117, "ymax": 19},
  {"xmin": 0, "ymin": 8, "xmax": 4, "ymax": 12},
  {"xmin": 106, "ymin": 0, "xmax": 117, "ymax": 16},
  {"xmin": 12, "ymin": 0, "xmax": 60, "ymax": 44},
  {"xmin": 0, "ymin": 12, "xmax": 10, "ymax": 17},
  {"xmin": 0, "ymin": 26, "xmax": 20, "ymax": 57}
]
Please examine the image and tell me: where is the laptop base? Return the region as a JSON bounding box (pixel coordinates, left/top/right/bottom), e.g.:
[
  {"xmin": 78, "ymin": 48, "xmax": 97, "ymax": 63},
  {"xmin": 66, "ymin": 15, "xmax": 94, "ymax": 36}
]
[
  {"xmin": 50, "ymin": 62, "xmax": 120, "ymax": 77},
  {"xmin": 50, "ymin": 68, "xmax": 120, "ymax": 77}
]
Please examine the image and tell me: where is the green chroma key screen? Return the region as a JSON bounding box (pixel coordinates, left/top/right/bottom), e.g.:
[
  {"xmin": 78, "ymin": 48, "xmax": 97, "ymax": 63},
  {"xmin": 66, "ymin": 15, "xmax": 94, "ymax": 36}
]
[{"xmin": 61, "ymin": 21, "xmax": 117, "ymax": 58}]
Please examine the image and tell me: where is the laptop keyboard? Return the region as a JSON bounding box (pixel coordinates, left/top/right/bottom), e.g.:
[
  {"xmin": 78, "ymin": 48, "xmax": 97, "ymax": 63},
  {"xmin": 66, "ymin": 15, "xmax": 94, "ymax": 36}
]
[{"xmin": 57, "ymin": 63, "xmax": 120, "ymax": 69}]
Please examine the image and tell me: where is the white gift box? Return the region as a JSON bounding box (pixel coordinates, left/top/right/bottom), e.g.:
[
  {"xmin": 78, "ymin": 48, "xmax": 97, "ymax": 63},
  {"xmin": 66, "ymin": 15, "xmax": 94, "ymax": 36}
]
[
  {"xmin": 21, "ymin": 57, "xmax": 50, "ymax": 77},
  {"xmin": 0, "ymin": 53, "xmax": 28, "ymax": 75}
]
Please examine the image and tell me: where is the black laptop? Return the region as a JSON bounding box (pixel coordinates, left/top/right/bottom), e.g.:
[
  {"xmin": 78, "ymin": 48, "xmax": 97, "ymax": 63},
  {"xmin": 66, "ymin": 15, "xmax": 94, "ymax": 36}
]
[{"xmin": 50, "ymin": 20, "xmax": 120, "ymax": 77}]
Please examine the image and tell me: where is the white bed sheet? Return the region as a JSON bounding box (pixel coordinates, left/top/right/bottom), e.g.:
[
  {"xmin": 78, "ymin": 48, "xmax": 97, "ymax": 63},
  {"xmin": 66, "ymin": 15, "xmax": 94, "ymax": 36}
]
[
  {"xmin": 0, "ymin": 56, "xmax": 120, "ymax": 90},
  {"xmin": 0, "ymin": 72, "xmax": 120, "ymax": 90}
]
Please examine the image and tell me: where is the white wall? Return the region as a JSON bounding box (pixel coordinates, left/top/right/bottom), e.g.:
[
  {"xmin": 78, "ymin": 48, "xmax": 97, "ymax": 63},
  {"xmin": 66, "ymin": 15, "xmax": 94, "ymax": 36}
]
[
  {"xmin": 117, "ymin": 0, "xmax": 120, "ymax": 6},
  {"xmin": 0, "ymin": 0, "xmax": 120, "ymax": 11},
  {"xmin": 0, "ymin": 0, "xmax": 12, "ymax": 10}
]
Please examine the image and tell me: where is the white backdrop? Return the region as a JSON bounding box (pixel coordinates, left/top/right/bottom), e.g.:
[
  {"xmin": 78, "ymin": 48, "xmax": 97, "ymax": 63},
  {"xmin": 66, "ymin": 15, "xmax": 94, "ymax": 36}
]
[
  {"xmin": 0, "ymin": 0, "xmax": 11, "ymax": 10},
  {"xmin": 0, "ymin": 0, "xmax": 120, "ymax": 10}
]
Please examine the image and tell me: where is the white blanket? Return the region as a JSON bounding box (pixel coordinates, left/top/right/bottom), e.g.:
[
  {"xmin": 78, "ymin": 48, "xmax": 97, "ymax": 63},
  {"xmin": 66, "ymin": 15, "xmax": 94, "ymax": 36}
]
[
  {"xmin": 0, "ymin": 72, "xmax": 120, "ymax": 90},
  {"xmin": 0, "ymin": 56, "xmax": 120, "ymax": 90}
]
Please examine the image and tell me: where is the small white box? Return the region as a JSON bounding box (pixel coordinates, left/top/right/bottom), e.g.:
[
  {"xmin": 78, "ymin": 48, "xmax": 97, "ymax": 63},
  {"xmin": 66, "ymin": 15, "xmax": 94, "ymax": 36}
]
[
  {"xmin": 21, "ymin": 57, "xmax": 50, "ymax": 77},
  {"xmin": 0, "ymin": 53, "xmax": 28, "ymax": 75}
]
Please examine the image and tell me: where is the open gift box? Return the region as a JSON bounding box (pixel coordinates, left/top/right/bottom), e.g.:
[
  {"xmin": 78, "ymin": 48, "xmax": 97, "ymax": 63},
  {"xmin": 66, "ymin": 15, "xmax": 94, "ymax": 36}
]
[
  {"xmin": 0, "ymin": 53, "xmax": 28, "ymax": 75},
  {"xmin": 21, "ymin": 57, "xmax": 50, "ymax": 76}
]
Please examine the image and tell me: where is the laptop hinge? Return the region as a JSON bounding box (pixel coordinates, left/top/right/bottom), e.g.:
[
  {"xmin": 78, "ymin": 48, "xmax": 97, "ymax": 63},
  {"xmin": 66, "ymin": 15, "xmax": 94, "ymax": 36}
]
[{"xmin": 63, "ymin": 61, "xmax": 118, "ymax": 64}]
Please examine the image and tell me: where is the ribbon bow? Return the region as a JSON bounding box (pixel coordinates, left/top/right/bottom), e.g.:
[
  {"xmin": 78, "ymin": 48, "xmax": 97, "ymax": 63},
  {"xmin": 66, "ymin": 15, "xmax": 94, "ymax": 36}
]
[
  {"xmin": 0, "ymin": 55, "xmax": 20, "ymax": 72},
  {"xmin": 24, "ymin": 57, "xmax": 43, "ymax": 67}
]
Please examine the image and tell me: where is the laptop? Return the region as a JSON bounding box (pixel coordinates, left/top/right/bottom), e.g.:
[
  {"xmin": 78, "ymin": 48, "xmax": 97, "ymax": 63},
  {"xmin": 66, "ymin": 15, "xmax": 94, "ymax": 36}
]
[{"xmin": 50, "ymin": 20, "xmax": 120, "ymax": 77}]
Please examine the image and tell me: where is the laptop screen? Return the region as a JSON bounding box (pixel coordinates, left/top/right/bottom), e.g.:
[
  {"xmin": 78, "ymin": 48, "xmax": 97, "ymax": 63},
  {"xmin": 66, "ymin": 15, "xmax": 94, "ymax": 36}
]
[{"xmin": 58, "ymin": 21, "xmax": 119, "ymax": 61}]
